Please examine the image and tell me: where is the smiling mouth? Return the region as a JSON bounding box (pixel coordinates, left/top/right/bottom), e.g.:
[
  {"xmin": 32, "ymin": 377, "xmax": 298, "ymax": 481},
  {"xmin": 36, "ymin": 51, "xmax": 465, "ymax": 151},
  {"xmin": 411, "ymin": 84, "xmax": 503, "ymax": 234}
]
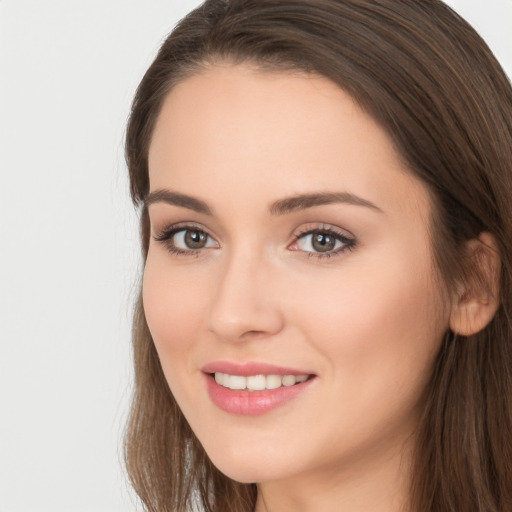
[{"xmin": 212, "ymin": 372, "xmax": 311, "ymax": 391}]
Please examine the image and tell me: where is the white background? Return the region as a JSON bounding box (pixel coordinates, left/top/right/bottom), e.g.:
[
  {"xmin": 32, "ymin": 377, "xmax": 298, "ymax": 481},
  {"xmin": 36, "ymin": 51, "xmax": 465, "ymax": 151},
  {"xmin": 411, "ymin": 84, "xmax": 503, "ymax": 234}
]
[{"xmin": 0, "ymin": 1, "xmax": 510, "ymax": 511}]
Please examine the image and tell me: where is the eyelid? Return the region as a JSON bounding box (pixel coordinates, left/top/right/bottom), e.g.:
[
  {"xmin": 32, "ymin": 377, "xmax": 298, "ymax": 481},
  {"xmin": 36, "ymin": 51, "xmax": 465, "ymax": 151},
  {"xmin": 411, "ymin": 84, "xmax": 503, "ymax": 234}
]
[
  {"xmin": 291, "ymin": 222, "xmax": 355, "ymax": 240},
  {"xmin": 289, "ymin": 222, "xmax": 356, "ymax": 244},
  {"xmin": 153, "ymin": 221, "xmax": 212, "ymax": 241}
]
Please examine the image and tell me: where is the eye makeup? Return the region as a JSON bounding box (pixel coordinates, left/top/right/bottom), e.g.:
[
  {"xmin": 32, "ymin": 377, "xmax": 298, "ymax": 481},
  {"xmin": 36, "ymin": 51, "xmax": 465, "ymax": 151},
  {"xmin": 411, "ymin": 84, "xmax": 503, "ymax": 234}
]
[
  {"xmin": 152, "ymin": 220, "xmax": 356, "ymax": 260},
  {"xmin": 289, "ymin": 224, "xmax": 356, "ymax": 260},
  {"xmin": 153, "ymin": 222, "xmax": 218, "ymax": 256}
]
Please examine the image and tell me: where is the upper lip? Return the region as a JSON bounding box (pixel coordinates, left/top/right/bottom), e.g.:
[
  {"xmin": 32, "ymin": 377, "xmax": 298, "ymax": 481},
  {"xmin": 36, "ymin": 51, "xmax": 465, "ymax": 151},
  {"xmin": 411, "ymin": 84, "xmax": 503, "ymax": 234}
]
[{"xmin": 201, "ymin": 360, "xmax": 314, "ymax": 377}]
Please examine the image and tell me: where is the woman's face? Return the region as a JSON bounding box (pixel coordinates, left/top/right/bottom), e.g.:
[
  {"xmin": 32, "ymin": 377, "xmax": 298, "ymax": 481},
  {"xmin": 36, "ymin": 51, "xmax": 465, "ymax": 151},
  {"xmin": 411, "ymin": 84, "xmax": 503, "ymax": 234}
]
[{"xmin": 144, "ymin": 64, "xmax": 451, "ymax": 485}]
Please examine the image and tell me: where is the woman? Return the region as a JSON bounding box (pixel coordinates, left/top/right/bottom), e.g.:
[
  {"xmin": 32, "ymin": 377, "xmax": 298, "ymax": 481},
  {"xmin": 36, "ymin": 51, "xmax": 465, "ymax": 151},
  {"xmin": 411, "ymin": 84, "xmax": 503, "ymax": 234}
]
[{"xmin": 124, "ymin": 1, "xmax": 512, "ymax": 511}]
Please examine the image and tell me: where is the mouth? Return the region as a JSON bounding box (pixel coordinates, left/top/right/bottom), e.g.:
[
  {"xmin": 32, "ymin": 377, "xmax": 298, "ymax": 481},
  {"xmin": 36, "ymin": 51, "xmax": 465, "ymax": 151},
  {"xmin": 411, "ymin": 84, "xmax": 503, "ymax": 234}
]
[
  {"xmin": 211, "ymin": 372, "xmax": 311, "ymax": 391},
  {"xmin": 202, "ymin": 362, "xmax": 316, "ymax": 415}
]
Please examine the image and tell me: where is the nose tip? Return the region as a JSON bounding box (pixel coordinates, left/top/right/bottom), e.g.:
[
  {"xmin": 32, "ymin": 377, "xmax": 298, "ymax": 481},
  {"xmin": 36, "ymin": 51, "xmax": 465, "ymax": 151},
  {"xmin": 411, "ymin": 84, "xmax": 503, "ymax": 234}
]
[
  {"xmin": 207, "ymin": 264, "xmax": 285, "ymax": 344},
  {"xmin": 208, "ymin": 305, "xmax": 284, "ymax": 343}
]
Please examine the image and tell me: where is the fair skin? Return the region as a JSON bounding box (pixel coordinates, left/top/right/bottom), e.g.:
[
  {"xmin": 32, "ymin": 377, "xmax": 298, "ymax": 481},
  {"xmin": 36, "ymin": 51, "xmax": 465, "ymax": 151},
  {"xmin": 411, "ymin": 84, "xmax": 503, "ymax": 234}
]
[{"xmin": 143, "ymin": 64, "xmax": 455, "ymax": 512}]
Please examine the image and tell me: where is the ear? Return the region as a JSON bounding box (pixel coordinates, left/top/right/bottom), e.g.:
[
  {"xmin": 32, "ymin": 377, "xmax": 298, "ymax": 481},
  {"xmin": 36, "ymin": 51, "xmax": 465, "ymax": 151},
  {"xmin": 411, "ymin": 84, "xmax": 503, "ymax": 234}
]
[{"xmin": 449, "ymin": 232, "xmax": 501, "ymax": 336}]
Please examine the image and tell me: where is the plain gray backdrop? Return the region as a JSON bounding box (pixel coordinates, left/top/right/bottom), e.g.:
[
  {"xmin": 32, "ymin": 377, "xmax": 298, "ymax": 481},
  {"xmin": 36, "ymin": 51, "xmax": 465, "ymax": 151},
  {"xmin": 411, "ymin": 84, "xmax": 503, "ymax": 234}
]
[{"xmin": 0, "ymin": 1, "xmax": 511, "ymax": 511}]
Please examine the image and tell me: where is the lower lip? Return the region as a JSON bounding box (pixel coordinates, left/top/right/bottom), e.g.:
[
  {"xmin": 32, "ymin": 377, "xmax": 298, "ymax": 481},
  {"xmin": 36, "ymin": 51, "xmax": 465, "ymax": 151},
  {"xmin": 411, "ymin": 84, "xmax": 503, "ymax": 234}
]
[{"xmin": 204, "ymin": 374, "xmax": 315, "ymax": 415}]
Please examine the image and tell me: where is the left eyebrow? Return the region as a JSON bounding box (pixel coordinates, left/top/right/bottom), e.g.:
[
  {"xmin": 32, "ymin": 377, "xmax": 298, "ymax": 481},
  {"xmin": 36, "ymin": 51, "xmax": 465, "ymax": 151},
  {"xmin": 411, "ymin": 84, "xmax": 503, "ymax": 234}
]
[{"xmin": 269, "ymin": 192, "xmax": 382, "ymax": 215}]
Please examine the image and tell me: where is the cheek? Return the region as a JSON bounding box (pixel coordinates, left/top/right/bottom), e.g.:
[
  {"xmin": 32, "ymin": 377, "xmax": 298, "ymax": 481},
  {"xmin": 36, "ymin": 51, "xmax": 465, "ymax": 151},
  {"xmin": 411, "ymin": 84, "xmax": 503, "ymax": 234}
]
[
  {"xmin": 142, "ymin": 254, "xmax": 210, "ymax": 373},
  {"xmin": 288, "ymin": 250, "xmax": 449, "ymax": 411}
]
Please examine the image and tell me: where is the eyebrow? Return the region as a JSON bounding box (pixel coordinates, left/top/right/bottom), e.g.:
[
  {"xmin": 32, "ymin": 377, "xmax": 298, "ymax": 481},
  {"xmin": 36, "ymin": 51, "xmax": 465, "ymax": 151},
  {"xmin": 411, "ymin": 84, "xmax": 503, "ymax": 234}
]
[
  {"xmin": 144, "ymin": 189, "xmax": 212, "ymax": 215},
  {"xmin": 269, "ymin": 192, "xmax": 382, "ymax": 215},
  {"xmin": 144, "ymin": 189, "xmax": 381, "ymax": 216}
]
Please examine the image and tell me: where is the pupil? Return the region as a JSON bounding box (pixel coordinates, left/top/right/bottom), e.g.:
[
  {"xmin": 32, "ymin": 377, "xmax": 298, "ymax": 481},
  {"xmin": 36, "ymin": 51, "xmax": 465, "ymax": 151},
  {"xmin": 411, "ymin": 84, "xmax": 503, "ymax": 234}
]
[
  {"xmin": 185, "ymin": 230, "xmax": 207, "ymax": 249},
  {"xmin": 312, "ymin": 233, "xmax": 335, "ymax": 252}
]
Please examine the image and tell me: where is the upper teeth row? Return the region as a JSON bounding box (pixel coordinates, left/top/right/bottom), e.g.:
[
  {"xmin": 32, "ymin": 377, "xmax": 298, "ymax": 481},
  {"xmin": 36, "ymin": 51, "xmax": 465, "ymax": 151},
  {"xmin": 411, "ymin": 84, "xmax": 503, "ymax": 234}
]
[{"xmin": 214, "ymin": 372, "xmax": 308, "ymax": 391}]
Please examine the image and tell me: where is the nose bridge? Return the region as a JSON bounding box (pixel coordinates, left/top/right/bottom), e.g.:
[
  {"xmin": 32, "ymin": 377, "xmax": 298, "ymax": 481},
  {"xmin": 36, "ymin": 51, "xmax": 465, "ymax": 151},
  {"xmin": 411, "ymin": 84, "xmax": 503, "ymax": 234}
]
[{"xmin": 207, "ymin": 245, "xmax": 284, "ymax": 342}]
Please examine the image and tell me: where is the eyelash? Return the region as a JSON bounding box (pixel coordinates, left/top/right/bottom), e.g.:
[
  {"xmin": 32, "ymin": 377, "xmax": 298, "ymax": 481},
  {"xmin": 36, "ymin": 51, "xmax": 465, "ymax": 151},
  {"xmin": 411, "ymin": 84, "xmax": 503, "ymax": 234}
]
[
  {"xmin": 291, "ymin": 225, "xmax": 356, "ymax": 260},
  {"xmin": 153, "ymin": 223, "xmax": 214, "ymax": 257},
  {"xmin": 153, "ymin": 223, "xmax": 356, "ymax": 259}
]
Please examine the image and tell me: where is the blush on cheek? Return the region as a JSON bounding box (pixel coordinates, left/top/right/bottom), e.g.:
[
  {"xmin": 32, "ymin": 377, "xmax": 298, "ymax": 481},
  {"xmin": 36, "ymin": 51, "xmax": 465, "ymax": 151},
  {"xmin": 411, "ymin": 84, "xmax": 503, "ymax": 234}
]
[
  {"xmin": 142, "ymin": 257, "xmax": 211, "ymax": 357},
  {"xmin": 301, "ymin": 255, "xmax": 444, "ymax": 371}
]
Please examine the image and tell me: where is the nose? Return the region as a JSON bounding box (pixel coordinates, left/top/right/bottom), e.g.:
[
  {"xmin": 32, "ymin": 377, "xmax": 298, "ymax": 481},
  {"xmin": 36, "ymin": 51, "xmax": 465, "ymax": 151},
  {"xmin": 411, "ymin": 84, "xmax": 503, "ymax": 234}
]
[{"xmin": 207, "ymin": 251, "xmax": 285, "ymax": 344}]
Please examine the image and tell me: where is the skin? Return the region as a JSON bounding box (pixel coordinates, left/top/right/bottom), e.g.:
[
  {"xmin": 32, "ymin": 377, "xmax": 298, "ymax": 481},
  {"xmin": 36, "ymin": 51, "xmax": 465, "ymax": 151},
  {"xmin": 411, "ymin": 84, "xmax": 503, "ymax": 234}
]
[{"xmin": 143, "ymin": 64, "xmax": 453, "ymax": 512}]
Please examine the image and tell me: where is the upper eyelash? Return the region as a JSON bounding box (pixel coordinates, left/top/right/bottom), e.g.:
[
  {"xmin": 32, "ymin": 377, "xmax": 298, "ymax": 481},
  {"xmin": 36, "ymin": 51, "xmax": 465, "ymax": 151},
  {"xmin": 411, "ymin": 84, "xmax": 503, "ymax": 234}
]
[
  {"xmin": 292, "ymin": 225, "xmax": 356, "ymax": 259},
  {"xmin": 153, "ymin": 222, "xmax": 207, "ymax": 241},
  {"xmin": 153, "ymin": 226, "xmax": 185, "ymax": 243},
  {"xmin": 153, "ymin": 223, "xmax": 213, "ymax": 255}
]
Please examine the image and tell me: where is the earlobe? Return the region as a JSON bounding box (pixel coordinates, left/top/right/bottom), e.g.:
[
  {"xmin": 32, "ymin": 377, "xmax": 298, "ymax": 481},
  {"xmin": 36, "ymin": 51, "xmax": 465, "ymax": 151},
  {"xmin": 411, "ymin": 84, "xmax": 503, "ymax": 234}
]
[{"xmin": 449, "ymin": 232, "xmax": 501, "ymax": 336}]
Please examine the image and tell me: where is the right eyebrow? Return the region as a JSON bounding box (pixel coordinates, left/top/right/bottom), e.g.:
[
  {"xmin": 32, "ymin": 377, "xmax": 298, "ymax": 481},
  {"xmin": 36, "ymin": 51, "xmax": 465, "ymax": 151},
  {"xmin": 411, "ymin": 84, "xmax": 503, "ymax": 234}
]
[{"xmin": 144, "ymin": 189, "xmax": 212, "ymax": 215}]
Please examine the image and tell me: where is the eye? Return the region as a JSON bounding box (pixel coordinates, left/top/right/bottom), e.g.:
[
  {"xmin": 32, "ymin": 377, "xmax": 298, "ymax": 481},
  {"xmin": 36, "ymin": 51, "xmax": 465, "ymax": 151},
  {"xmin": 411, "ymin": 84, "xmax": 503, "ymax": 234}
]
[
  {"xmin": 174, "ymin": 229, "xmax": 216, "ymax": 250},
  {"xmin": 154, "ymin": 225, "xmax": 219, "ymax": 255},
  {"xmin": 290, "ymin": 227, "xmax": 355, "ymax": 257}
]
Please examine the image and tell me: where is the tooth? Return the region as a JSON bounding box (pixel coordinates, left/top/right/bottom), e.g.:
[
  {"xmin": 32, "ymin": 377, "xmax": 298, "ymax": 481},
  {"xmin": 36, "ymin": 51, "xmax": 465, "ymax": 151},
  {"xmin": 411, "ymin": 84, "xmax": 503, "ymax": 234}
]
[
  {"xmin": 282, "ymin": 375, "xmax": 296, "ymax": 387},
  {"xmin": 228, "ymin": 375, "xmax": 246, "ymax": 390},
  {"xmin": 215, "ymin": 372, "xmax": 309, "ymax": 390},
  {"xmin": 266, "ymin": 375, "xmax": 282, "ymax": 389},
  {"xmin": 247, "ymin": 375, "xmax": 266, "ymax": 391}
]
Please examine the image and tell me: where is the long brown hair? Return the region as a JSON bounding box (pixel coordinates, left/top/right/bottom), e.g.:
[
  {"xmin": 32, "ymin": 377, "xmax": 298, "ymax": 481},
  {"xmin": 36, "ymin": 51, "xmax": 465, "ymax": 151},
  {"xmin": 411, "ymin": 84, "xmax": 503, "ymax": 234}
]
[{"xmin": 124, "ymin": 1, "xmax": 512, "ymax": 511}]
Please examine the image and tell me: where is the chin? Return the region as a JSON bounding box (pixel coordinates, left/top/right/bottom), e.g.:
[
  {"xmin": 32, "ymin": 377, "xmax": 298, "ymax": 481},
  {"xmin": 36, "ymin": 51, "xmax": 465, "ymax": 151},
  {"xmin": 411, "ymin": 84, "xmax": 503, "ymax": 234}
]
[
  {"xmin": 210, "ymin": 459, "xmax": 285, "ymax": 485},
  {"xmin": 199, "ymin": 437, "xmax": 296, "ymax": 484}
]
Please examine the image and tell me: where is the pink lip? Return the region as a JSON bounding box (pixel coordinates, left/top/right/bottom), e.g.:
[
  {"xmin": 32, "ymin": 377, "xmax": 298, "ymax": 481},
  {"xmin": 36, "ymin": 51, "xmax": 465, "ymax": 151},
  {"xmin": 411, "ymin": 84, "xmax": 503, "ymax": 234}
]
[
  {"xmin": 201, "ymin": 361, "xmax": 316, "ymax": 416},
  {"xmin": 201, "ymin": 360, "xmax": 312, "ymax": 376}
]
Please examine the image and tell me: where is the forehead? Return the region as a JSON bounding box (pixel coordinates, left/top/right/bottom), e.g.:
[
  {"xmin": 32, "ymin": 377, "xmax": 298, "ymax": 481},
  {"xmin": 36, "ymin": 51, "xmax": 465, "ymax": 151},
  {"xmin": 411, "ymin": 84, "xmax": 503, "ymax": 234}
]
[{"xmin": 148, "ymin": 64, "xmax": 431, "ymax": 223}]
